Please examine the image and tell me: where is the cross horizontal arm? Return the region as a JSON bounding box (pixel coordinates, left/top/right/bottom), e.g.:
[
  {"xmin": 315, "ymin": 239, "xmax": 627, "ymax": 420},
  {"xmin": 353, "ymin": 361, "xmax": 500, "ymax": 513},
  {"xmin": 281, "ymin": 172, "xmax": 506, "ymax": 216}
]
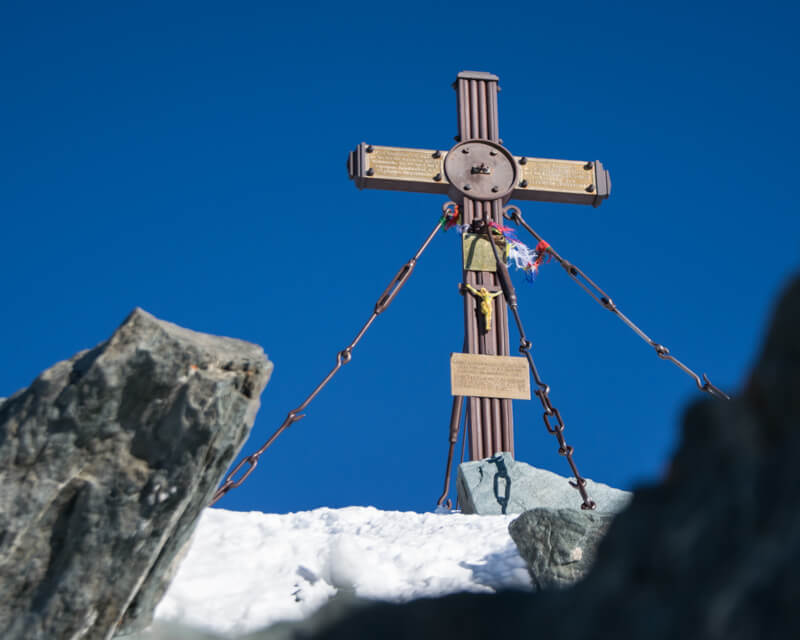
[{"xmin": 347, "ymin": 142, "xmax": 611, "ymax": 207}]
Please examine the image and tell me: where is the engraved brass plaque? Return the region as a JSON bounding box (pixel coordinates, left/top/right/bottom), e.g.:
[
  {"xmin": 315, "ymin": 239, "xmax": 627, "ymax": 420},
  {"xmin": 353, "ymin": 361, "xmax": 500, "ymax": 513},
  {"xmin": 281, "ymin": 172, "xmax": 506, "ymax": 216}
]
[
  {"xmin": 517, "ymin": 157, "xmax": 594, "ymax": 194},
  {"xmin": 365, "ymin": 145, "xmax": 444, "ymax": 183},
  {"xmin": 462, "ymin": 233, "xmax": 505, "ymax": 272},
  {"xmin": 450, "ymin": 353, "xmax": 531, "ymax": 400}
]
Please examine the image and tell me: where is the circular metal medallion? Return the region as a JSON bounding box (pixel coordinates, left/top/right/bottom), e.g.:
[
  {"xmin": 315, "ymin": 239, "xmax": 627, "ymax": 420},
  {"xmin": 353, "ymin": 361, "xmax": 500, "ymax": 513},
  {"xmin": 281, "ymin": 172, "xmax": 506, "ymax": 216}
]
[{"xmin": 444, "ymin": 139, "xmax": 517, "ymax": 201}]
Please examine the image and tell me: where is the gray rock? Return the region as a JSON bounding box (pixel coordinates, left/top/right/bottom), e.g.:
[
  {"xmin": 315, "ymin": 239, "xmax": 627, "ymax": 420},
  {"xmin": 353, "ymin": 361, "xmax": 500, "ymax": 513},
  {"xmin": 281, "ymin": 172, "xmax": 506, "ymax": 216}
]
[
  {"xmin": 456, "ymin": 452, "xmax": 631, "ymax": 515},
  {"xmin": 0, "ymin": 308, "xmax": 271, "ymax": 640},
  {"xmin": 508, "ymin": 508, "xmax": 613, "ymax": 591},
  {"xmin": 307, "ymin": 276, "xmax": 800, "ymax": 640}
]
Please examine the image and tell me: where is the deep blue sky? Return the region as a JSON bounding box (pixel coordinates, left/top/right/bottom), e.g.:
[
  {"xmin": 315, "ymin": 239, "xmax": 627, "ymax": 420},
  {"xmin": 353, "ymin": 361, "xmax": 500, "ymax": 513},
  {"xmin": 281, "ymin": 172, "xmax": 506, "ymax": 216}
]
[{"xmin": 2, "ymin": 2, "xmax": 798, "ymax": 514}]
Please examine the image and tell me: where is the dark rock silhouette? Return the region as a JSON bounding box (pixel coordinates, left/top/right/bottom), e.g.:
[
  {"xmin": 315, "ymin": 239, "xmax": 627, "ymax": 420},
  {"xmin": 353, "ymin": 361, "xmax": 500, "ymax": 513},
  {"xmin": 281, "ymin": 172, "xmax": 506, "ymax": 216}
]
[
  {"xmin": 0, "ymin": 309, "xmax": 271, "ymax": 640},
  {"xmin": 299, "ymin": 275, "xmax": 800, "ymax": 640}
]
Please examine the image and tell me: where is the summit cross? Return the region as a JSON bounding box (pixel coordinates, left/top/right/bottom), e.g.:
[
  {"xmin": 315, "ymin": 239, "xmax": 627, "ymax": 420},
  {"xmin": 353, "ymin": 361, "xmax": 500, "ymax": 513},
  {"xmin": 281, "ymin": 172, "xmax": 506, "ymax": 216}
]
[{"xmin": 347, "ymin": 71, "xmax": 611, "ymax": 463}]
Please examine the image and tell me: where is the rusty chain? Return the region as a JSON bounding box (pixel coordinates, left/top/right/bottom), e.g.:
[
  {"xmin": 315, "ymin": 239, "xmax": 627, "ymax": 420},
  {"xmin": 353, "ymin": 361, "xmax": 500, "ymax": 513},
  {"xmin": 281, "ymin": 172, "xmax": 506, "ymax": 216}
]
[
  {"xmin": 481, "ymin": 219, "xmax": 597, "ymax": 510},
  {"xmin": 502, "ymin": 205, "xmax": 730, "ymax": 401},
  {"xmin": 209, "ymin": 203, "xmax": 455, "ymax": 506}
]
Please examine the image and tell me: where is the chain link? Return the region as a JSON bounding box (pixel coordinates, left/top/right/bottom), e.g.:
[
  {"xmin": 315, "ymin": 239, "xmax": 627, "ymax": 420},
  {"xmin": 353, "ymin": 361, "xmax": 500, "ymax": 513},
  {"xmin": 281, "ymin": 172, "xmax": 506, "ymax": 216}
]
[
  {"xmin": 209, "ymin": 205, "xmax": 453, "ymax": 506},
  {"xmin": 502, "ymin": 205, "xmax": 730, "ymax": 401},
  {"xmin": 482, "ymin": 220, "xmax": 596, "ymax": 510}
]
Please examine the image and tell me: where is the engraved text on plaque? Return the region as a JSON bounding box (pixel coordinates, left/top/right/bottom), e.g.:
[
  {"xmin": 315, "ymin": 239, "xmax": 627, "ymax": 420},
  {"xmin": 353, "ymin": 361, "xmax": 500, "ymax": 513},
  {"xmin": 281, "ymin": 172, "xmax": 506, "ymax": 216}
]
[
  {"xmin": 365, "ymin": 145, "xmax": 444, "ymax": 183},
  {"xmin": 518, "ymin": 157, "xmax": 594, "ymax": 194},
  {"xmin": 450, "ymin": 353, "xmax": 531, "ymax": 400}
]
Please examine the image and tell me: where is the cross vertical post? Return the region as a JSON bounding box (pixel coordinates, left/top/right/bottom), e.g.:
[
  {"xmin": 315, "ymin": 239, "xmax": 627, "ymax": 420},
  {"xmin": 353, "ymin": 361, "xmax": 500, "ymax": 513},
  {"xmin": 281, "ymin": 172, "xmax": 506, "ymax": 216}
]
[{"xmin": 454, "ymin": 71, "xmax": 514, "ymax": 461}]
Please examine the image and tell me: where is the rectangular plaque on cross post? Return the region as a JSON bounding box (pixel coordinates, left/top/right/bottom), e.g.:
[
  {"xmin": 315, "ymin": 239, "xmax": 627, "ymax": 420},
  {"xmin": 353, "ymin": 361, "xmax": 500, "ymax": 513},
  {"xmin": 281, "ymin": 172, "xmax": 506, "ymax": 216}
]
[
  {"xmin": 450, "ymin": 353, "xmax": 531, "ymax": 400},
  {"xmin": 462, "ymin": 233, "xmax": 504, "ymax": 272}
]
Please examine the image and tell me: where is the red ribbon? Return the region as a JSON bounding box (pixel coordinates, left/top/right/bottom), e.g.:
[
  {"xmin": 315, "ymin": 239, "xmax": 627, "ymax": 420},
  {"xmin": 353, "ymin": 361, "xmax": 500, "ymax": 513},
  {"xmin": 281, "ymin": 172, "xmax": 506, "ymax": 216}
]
[
  {"xmin": 533, "ymin": 240, "xmax": 551, "ymax": 270},
  {"xmin": 444, "ymin": 205, "xmax": 461, "ymax": 230}
]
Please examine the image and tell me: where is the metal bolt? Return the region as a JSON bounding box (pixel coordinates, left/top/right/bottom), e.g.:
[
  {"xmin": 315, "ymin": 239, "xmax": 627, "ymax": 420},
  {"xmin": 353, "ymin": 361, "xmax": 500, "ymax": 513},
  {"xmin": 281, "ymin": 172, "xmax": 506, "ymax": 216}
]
[
  {"xmin": 462, "ymin": 147, "xmax": 470, "ymax": 154},
  {"xmin": 519, "ymin": 157, "xmax": 527, "ymax": 165},
  {"xmin": 491, "ymin": 186, "xmax": 499, "ymax": 193},
  {"xmin": 366, "ymin": 145, "xmax": 374, "ymax": 153},
  {"xmin": 585, "ymin": 184, "xmax": 595, "ymax": 193},
  {"xmin": 490, "ymin": 150, "xmax": 497, "ymax": 156},
  {"xmin": 366, "ymin": 168, "xmax": 374, "ymax": 176},
  {"xmin": 584, "ymin": 161, "xmax": 594, "ymax": 170},
  {"xmin": 433, "ymin": 173, "xmax": 442, "ymax": 181},
  {"xmin": 463, "ymin": 184, "xmax": 472, "ymax": 191},
  {"xmin": 520, "ymin": 179, "xmax": 528, "ymax": 188},
  {"xmin": 433, "ymin": 150, "xmax": 441, "ymax": 158}
]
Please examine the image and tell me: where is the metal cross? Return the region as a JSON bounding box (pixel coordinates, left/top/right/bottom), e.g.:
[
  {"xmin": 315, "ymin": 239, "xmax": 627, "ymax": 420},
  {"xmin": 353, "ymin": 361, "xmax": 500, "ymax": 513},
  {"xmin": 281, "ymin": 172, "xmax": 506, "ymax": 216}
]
[{"xmin": 347, "ymin": 71, "xmax": 611, "ymax": 463}]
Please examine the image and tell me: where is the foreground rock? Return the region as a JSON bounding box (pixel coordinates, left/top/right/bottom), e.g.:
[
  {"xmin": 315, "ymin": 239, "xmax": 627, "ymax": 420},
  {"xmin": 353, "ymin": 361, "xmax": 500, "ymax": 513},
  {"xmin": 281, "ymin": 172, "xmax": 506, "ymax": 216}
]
[
  {"xmin": 508, "ymin": 508, "xmax": 613, "ymax": 591},
  {"xmin": 457, "ymin": 454, "xmax": 627, "ymax": 592},
  {"xmin": 457, "ymin": 452, "xmax": 631, "ymax": 515},
  {"xmin": 0, "ymin": 308, "xmax": 271, "ymax": 640},
  {"xmin": 297, "ymin": 275, "xmax": 800, "ymax": 639}
]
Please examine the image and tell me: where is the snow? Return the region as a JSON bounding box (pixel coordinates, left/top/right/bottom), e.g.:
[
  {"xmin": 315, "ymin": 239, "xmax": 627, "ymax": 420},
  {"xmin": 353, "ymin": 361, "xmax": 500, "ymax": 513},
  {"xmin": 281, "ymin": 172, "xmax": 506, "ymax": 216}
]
[{"xmin": 151, "ymin": 506, "xmax": 531, "ymax": 637}]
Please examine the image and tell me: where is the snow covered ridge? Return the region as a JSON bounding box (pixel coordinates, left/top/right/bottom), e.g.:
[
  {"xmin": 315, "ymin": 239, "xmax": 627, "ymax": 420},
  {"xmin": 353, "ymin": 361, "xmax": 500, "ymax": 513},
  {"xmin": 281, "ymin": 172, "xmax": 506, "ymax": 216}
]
[{"xmin": 151, "ymin": 506, "xmax": 532, "ymax": 638}]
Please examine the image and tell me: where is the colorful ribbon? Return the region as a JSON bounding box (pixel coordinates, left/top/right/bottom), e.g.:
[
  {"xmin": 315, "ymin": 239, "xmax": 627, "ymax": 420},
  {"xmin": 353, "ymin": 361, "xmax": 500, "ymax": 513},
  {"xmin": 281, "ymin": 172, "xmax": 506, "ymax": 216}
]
[
  {"xmin": 439, "ymin": 205, "xmax": 462, "ymax": 230},
  {"xmin": 439, "ymin": 210, "xmax": 551, "ymax": 281},
  {"xmin": 488, "ymin": 221, "xmax": 550, "ymax": 280}
]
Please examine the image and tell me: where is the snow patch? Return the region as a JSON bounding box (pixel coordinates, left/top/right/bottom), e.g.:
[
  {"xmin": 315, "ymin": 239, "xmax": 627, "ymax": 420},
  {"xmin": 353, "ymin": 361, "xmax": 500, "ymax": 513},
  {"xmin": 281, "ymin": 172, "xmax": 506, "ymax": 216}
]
[{"xmin": 149, "ymin": 506, "xmax": 531, "ymax": 637}]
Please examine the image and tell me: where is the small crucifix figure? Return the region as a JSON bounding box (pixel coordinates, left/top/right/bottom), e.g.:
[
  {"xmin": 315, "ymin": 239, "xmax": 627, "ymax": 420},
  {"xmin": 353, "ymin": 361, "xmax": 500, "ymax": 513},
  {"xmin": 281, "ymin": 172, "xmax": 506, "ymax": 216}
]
[
  {"xmin": 348, "ymin": 71, "xmax": 611, "ymax": 462},
  {"xmin": 464, "ymin": 284, "xmax": 502, "ymax": 332}
]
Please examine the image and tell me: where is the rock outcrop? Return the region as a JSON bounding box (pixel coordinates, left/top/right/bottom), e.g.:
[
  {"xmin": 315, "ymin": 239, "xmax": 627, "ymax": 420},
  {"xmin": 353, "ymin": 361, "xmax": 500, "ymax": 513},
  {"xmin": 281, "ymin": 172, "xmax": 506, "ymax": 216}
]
[
  {"xmin": 508, "ymin": 508, "xmax": 614, "ymax": 591},
  {"xmin": 0, "ymin": 308, "xmax": 271, "ymax": 640},
  {"xmin": 300, "ymin": 275, "xmax": 800, "ymax": 640},
  {"xmin": 457, "ymin": 452, "xmax": 631, "ymax": 515}
]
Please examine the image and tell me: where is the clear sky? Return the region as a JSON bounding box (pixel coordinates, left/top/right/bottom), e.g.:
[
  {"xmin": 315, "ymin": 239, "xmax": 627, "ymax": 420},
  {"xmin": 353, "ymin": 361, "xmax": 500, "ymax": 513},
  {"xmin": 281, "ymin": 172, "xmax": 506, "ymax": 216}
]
[{"xmin": 2, "ymin": 2, "xmax": 798, "ymax": 514}]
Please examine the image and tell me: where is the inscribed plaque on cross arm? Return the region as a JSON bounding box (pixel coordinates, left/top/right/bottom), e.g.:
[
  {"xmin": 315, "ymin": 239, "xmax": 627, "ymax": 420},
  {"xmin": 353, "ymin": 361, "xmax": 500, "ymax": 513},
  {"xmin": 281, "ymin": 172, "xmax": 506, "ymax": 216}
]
[
  {"xmin": 450, "ymin": 353, "xmax": 531, "ymax": 400},
  {"xmin": 365, "ymin": 146, "xmax": 443, "ymax": 183},
  {"xmin": 517, "ymin": 157, "xmax": 594, "ymax": 194}
]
